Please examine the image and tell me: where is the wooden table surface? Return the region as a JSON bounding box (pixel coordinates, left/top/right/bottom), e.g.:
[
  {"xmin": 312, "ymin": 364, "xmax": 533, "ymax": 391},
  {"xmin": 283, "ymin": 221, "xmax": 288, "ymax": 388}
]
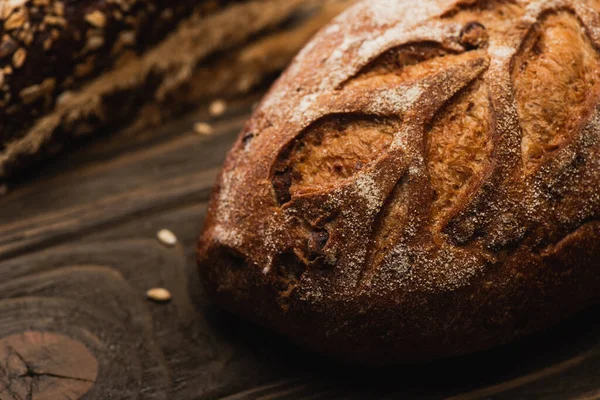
[{"xmin": 1, "ymin": 97, "xmax": 600, "ymax": 400}]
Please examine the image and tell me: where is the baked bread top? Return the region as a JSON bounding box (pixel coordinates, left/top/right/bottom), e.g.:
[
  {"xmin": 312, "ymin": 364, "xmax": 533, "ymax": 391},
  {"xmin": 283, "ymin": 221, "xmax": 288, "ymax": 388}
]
[{"xmin": 198, "ymin": 0, "xmax": 600, "ymax": 364}]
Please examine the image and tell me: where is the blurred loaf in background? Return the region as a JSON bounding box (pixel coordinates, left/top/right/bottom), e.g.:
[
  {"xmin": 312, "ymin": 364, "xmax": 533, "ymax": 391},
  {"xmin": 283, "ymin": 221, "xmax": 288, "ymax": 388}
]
[{"xmin": 0, "ymin": 0, "xmax": 351, "ymax": 180}]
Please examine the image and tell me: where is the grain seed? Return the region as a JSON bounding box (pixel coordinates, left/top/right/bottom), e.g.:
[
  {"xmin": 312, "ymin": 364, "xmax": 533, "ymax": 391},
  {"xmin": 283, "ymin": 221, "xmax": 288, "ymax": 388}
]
[
  {"xmin": 146, "ymin": 288, "xmax": 172, "ymax": 303},
  {"xmin": 157, "ymin": 229, "xmax": 177, "ymax": 247},
  {"xmin": 194, "ymin": 122, "xmax": 213, "ymax": 135},
  {"xmin": 85, "ymin": 10, "xmax": 107, "ymax": 28},
  {"xmin": 0, "ymin": 37, "xmax": 18, "ymax": 59},
  {"xmin": 209, "ymin": 99, "xmax": 227, "ymax": 118},
  {"xmin": 4, "ymin": 11, "xmax": 27, "ymax": 31},
  {"xmin": 43, "ymin": 15, "xmax": 67, "ymax": 27},
  {"xmin": 12, "ymin": 48, "xmax": 26, "ymax": 68},
  {"xmin": 84, "ymin": 36, "xmax": 105, "ymax": 52}
]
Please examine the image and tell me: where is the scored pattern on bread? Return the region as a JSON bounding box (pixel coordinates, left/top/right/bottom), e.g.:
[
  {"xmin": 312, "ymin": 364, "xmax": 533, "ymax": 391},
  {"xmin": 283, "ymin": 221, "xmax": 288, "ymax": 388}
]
[
  {"xmin": 427, "ymin": 79, "xmax": 492, "ymax": 224},
  {"xmin": 270, "ymin": 49, "xmax": 491, "ymax": 292},
  {"xmin": 198, "ymin": 0, "xmax": 600, "ymax": 364},
  {"xmin": 274, "ymin": 115, "xmax": 399, "ymax": 202},
  {"xmin": 513, "ymin": 12, "xmax": 600, "ymax": 171},
  {"xmin": 342, "ymin": 43, "xmax": 454, "ymax": 89}
]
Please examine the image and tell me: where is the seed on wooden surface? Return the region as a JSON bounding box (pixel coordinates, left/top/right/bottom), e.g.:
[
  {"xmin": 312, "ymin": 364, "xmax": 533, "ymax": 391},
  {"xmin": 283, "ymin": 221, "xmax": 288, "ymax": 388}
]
[
  {"xmin": 209, "ymin": 99, "xmax": 227, "ymax": 118},
  {"xmin": 0, "ymin": 185, "xmax": 7, "ymax": 196},
  {"xmin": 157, "ymin": 229, "xmax": 177, "ymax": 247},
  {"xmin": 194, "ymin": 122, "xmax": 213, "ymax": 135},
  {"xmin": 146, "ymin": 288, "xmax": 171, "ymax": 303}
]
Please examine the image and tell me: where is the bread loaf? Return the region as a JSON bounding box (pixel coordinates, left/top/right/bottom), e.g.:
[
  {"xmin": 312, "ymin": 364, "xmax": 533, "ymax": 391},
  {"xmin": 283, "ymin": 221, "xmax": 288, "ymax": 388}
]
[
  {"xmin": 0, "ymin": 0, "xmax": 351, "ymax": 179},
  {"xmin": 198, "ymin": 0, "xmax": 600, "ymax": 364},
  {"xmin": 0, "ymin": 0, "xmax": 218, "ymax": 144}
]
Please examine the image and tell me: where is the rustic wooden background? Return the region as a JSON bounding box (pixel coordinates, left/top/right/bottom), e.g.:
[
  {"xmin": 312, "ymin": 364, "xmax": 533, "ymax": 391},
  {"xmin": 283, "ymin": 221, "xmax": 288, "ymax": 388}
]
[{"xmin": 1, "ymin": 95, "xmax": 600, "ymax": 399}]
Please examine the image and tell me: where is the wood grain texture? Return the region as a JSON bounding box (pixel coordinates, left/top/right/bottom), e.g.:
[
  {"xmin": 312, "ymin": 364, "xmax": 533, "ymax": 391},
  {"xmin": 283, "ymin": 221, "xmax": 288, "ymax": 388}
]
[
  {"xmin": 0, "ymin": 331, "xmax": 97, "ymax": 399},
  {"xmin": 0, "ymin": 96, "xmax": 600, "ymax": 398}
]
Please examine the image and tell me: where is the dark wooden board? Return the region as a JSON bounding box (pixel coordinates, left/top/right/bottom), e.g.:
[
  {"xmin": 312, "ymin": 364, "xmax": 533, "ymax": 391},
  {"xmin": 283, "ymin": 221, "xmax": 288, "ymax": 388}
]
[{"xmin": 1, "ymin": 97, "xmax": 600, "ymax": 399}]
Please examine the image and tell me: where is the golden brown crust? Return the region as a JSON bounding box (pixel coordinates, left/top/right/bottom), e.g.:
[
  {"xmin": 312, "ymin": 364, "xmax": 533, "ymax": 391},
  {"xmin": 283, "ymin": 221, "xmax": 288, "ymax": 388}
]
[{"xmin": 198, "ymin": 0, "xmax": 600, "ymax": 364}]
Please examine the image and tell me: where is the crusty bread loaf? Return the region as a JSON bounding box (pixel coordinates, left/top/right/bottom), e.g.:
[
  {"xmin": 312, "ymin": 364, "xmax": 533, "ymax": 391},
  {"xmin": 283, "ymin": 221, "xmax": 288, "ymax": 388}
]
[{"xmin": 198, "ymin": 0, "xmax": 600, "ymax": 364}]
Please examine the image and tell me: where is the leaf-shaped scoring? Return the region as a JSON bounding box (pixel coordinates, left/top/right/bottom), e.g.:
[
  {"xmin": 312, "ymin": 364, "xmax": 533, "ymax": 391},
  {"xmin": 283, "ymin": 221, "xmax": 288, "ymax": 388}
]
[
  {"xmin": 272, "ymin": 42, "xmax": 483, "ymax": 206},
  {"xmin": 513, "ymin": 11, "xmax": 600, "ymax": 172},
  {"xmin": 272, "ymin": 114, "xmax": 400, "ymax": 204}
]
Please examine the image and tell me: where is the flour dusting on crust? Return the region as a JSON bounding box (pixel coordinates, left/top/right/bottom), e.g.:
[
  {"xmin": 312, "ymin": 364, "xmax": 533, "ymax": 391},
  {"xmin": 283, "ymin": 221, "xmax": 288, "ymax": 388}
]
[{"xmin": 199, "ymin": 0, "xmax": 600, "ymax": 364}]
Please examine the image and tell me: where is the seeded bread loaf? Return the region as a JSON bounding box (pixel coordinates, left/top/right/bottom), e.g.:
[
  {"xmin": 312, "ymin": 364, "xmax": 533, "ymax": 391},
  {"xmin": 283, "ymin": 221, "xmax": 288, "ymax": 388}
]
[
  {"xmin": 0, "ymin": 0, "xmax": 221, "ymax": 145},
  {"xmin": 198, "ymin": 0, "xmax": 600, "ymax": 364},
  {"xmin": 0, "ymin": 0, "xmax": 350, "ymax": 179}
]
